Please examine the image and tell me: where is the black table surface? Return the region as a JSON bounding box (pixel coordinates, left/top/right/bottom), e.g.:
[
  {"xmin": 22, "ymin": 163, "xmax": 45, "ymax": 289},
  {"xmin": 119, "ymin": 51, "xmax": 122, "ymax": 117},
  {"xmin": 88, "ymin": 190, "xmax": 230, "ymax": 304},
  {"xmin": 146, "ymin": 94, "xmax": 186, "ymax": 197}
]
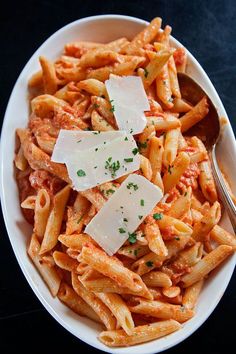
[{"xmin": 0, "ymin": 1, "xmax": 235, "ymax": 353}]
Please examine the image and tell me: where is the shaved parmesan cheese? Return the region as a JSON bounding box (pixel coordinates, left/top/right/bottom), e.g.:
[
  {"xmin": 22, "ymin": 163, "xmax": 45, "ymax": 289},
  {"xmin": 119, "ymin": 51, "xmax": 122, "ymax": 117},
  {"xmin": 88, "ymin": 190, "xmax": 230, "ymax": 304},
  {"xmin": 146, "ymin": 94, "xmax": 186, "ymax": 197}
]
[
  {"xmin": 85, "ymin": 174, "xmax": 163, "ymax": 255},
  {"xmin": 51, "ymin": 130, "xmax": 140, "ymax": 191},
  {"xmin": 51, "ymin": 130, "xmax": 126, "ymax": 163},
  {"xmin": 105, "ymin": 75, "xmax": 150, "ymax": 135}
]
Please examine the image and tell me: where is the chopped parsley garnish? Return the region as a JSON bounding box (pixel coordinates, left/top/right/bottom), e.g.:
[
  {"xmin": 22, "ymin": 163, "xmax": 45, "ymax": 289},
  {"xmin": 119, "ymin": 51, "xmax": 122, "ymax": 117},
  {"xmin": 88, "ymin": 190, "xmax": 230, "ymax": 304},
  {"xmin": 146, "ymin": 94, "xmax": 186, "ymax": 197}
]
[
  {"xmin": 144, "ymin": 68, "xmax": 149, "ymax": 78},
  {"xmin": 138, "ymin": 215, "xmax": 143, "ymax": 220},
  {"xmin": 168, "ymin": 165, "xmax": 172, "ymax": 174},
  {"xmin": 127, "ymin": 182, "xmax": 139, "ymax": 191},
  {"xmin": 77, "ymin": 140, "xmax": 82, "ymax": 143},
  {"xmin": 109, "ymin": 99, "xmax": 115, "ymax": 112},
  {"xmin": 134, "ymin": 249, "xmax": 138, "ymax": 256},
  {"xmin": 153, "ymin": 213, "xmax": 163, "ymax": 220},
  {"xmin": 137, "ymin": 141, "xmax": 147, "ymax": 150},
  {"xmin": 118, "ymin": 228, "xmax": 126, "ymax": 234},
  {"xmin": 103, "ymin": 141, "xmax": 106, "ymax": 144},
  {"xmin": 77, "ymin": 213, "xmax": 84, "ymax": 224},
  {"xmin": 106, "ymin": 189, "xmax": 115, "ymax": 196},
  {"xmin": 130, "ymin": 128, "xmax": 134, "ymax": 134},
  {"xmin": 184, "ymin": 192, "xmax": 187, "ymax": 196},
  {"xmin": 94, "ymin": 166, "xmax": 97, "ymax": 169},
  {"xmin": 93, "ymin": 131, "xmax": 100, "ymax": 135},
  {"xmin": 132, "ymin": 148, "xmax": 139, "ymax": 155},
  {"xmin": 175, "ymin": 237, "xmax": 180, "ymax": 241},
  {"xmin": 124, "ymin": 158, "xmax": 133, "ymax": 163},
  {"xmin": 105, "ymin": 157, "xmax": 120, "ymax": 178},
  {"xmin": 163, "ymin": 80, "xmax": 167, "ymax": 86},
  {"xmin": 120, "ymin": 206, "xmax": 124, "ymax": 209},
  {"xmin": 124, "ymin": 137, "xmax": 128, "ymax": 141},
  {"xmin": 101, "ymin": 94, "xmax": 105, "ymax": 98},
  {"xmin": 140, "ymin": 199, "xmax": 144, "ymax": 206},
  {"xmin": 77, "ymin": 169, "xmax": 86, "ymax": 177},
  {"xmin": 95, "ymin": 148, "xmax": 98, "ymax": 151},
  {"xmin": 146, "ymin": 261, "xmax": 153, "ymax": 268},
  {"xmin": 128, "ymin": 232, "xmax": 137, "ymax": 244},
  {"xmin": 168, "ymin": 97, "xmax": 173, "ymax": 103},
  {"xmin": 123, "ymin": 218, "xmax": 128, "ymax": 222},
  {"xmin": 93, "ymin": 103, "xmax": 100, "ymax": 109}
]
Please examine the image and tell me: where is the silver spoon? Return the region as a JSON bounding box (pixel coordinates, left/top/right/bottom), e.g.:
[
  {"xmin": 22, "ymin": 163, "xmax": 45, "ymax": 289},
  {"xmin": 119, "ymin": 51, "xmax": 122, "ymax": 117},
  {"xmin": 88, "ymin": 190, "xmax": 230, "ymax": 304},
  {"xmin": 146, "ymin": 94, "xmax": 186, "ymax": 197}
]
[{"xmin": 178, "ymin": 72, "xmax": 236, "ymax": 232}]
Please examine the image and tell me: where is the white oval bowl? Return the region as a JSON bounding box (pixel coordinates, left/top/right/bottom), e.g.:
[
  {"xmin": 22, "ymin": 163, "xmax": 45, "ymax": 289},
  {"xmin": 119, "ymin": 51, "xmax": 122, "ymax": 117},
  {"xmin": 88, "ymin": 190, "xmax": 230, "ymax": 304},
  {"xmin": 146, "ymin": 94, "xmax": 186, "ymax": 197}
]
[{"xmin": 0, "ymin": 14, "xmax": 235, "ymax": 354}]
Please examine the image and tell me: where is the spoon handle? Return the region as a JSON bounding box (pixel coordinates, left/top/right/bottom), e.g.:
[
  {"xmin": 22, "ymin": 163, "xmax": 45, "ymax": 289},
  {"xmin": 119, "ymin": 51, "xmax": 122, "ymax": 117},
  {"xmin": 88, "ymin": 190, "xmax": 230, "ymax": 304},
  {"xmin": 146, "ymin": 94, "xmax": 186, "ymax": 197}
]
[{"xmin": 210, "ymin": 145, "xmax": 236, "ymax": 233}]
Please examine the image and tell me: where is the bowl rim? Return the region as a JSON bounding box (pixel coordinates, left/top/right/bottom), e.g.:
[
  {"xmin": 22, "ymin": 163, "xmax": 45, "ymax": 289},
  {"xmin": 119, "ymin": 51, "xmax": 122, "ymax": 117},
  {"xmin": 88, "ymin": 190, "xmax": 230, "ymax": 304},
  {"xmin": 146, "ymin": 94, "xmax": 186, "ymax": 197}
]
[{"xmin": 0, "ymin": 14, "xmax": 235, "ymax": 354}]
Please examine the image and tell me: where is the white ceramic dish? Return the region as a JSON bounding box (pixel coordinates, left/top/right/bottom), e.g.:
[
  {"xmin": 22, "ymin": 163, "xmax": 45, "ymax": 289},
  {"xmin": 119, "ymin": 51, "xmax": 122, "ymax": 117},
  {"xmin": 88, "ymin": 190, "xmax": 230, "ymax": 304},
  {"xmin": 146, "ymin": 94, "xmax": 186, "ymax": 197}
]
[{"xmin": 0, "ymin": 14, "xmax": 235, "ymax": 354}]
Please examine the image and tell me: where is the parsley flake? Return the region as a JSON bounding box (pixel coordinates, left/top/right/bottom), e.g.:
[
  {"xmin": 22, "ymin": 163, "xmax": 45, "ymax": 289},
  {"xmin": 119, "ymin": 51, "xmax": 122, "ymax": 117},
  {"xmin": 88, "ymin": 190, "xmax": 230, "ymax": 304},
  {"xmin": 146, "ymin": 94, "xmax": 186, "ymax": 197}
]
[
  {"xmin": 137, "ymin": 141, "xmax": 147, "ymax": 150},
  {"xmin": 124, "ymin": 158, "xmax": 133, "ymax": 163},
  {"xmin": 132, "ymin": 148, "xmax": 139, "ymax": 155},
  {"xmin": 127, "ymin": 182, "xmax": 139, "ymax": 191},
  {"xmin": 106, "ymin": 189, "xmax": 115, "ymax": 196},
  {"xmin": 77, "ymin": 140, "xmax": 82, "ymax": 143},
  {"xmin": 138, "ymin": 215, "xmax": 143, "ymax": 220},
  {"xmin": 124, "ymin": 137, "xmax": 128, "ymax": 141},
  {"xmin": 93, "ymin": 103, "xmax": 100, "ymax": 109},
  {"xmin": 175, "ymin": 237, "xmax": 180, "ymax": 241},
  {"xmin": 144, "ymin": 68, "xmax": 149, "ymax": 78},
  {"xmin": 123, "ymin": 218, "xmax": 128, "ymax": 222},
  {"xmin": 128, "ymin": 232, "xmax": 137, "ymax": 244},
  {"xmin": 168, "ymin": 165, "xmax": 172, "ymax": 174},
  {"xmin": 105, "ymin": 157, "xmax": 120, "ymax": 178},
  {"xmin": 77, "ymin": 169, "xmax": 86, "ymax": 177},
  {"xmin": 153, "ymin": 213, "xmax": 163, "ymax": 220},
  {"xmin": 140, "ymin": 199, "xmax": 144, "ymax": 206},
  {"xmin": 146, "ymin": 261, "xmax": 153, "ymax": 268},
  {"xmin": 109, "ymin": 99, "xmax": 115, "ymax": 112},
  {"xmin": 119, "ymin": 228, "xmax": 126, "ymax": 234}
]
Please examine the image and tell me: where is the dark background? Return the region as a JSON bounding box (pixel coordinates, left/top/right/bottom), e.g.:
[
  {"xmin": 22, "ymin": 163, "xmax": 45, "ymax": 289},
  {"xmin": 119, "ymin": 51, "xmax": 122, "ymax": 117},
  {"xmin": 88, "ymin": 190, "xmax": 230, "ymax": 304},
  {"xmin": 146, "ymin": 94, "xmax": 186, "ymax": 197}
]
[{"xmin": 0, "ymin": 0, "xmax": 235, "ymax": 353}]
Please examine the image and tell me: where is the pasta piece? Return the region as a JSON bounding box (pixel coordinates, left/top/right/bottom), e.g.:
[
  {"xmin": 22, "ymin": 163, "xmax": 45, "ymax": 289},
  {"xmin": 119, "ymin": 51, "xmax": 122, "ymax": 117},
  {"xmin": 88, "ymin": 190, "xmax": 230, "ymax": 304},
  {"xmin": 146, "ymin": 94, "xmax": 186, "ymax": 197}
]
[
  {"xmin": 138, "ymin": 124, "xmax": 155, "ymax": 157},
  {"xmin": 173, "ymin": 47, "xmax": 187, "ymax": 72},
  {"xmin": 123, "ymin": 17, "xmax": 162, "ymax": 55},
  {"xmin": 157, "ymin": 214, "xmax": 193, "ymax": 238},
  {"xmin": 162, "ymin": 286, "xmax": 181, "ymax": 298},
  {"xmin": 162, "ymin": 128, "xmax": 180, "ymax": 168},
  {"xmin": 163, "ymin": 152, "xmax": 190, "ymax": 192},
  {"xmin": 149, "ymin": 115, "xmax": 181, "ymax": 131},
  {"xmin": 141, "ymin": 50, "xmax": 172, "ymax": 87},
  {"xmin": 117, "ymin": 244, "xmax": 150, "ymax": 260},
  {"xmin": 140, "ymin": 155, "xmax": 153, "ymax": 180},
  {"xmin": 39, "ymin": 56, "xmax": 58, "ymax": 94},
  {"xmin": 168, "ymin": 55, "xmax": 181, "ymax": 99},
  {"xmin": 165, "ymin": 234, "xmax": 193, "ymax": 259},
  {"xmin": 58, "ymin": 233, "xmax": 95, "ymax": 250},
  {"xmin": 210, "ymin": 225, "xmax": 236, "ymax": 250},
  {"xmin": 191, "ymin": 201, "xmax": 221, "ymax": 241},
  {"xmin": 36, "ymin": 135, "xmax": 56, "ymax": 155},
  {"xmin": 34, "ymin": 188, "xmax": 50, "ymax": 241},
  {"xmin": 180, "ymin": 96, "xmax": 209, "ymax": 133},
  {"xmin": 28, "ymin": 233, "xmax": 61, "ymax": 296},
  {"xmin": 81, "ymin": 243, "xmax": 149, "ymax": 293},
  {"xmin": 80, "ymin": 188, "xmax": 106, "ymax": 210},
  {"xmin": 99, "ymin": 320, "xmax": 181, "ymax": 347},
  {"xmin": 149, "ymin": 136, "xmax": 164, "ymax": 178},
  {"xmin": 167, "ymin": 186, "xmax": 192, "ymax": 219},
  {"xmin": 142, "ymin": 271, "xmax": 172, "ymax": 288},
  {"xmin": 53, "ymin": 251, "xmax": 78, "ymax": 271},
  {"xmin": 171, "ymin": 242, "xmax": 203, "ymax": 271},
  {"xmin": 39, "ymin": 185, "xmax": 71, "ymax": 254},
  {"xmin": 79, "ymin": 272, "xmax": 152, "ymax": 300},
  {"xmin": 144, "ymin": 216, "xmax": 168, "ymax": 258},
  {"xmin": 181, "ymin": 245, "xmax": 233, "ymax": 287},
  {"xmin": 71, "ymin": 271, "xmax": 116, "ymax": 330},
  {"xmin": 91, "ymin": 109, "xmax": 115, "ymax": 131},
  {"xmin": 66, "ymin": 193, "xmax": 90, "ymax": 235},
  {"xmin": 131, "ymin": 252, "xmax": 164, "ymax": 276},
  {"xmin": 129, "ymin": 298, "xmax": 194, "ymax": 323},
  {"xmin": 171, "ymin": 97, "xmax": 192, "ymax": 113},
  {"xmin": 58, "ymin": 282, "xmax": 102, "ymax": 323},
  {"xmin": 21, "ymin": 195, "xmax": 36, "ymax": 210},
  {"xmin": 77, "ymin": 79, "xmax": 107, "ymax": 97},
  {"xmin": 96, "ymin": 293, "xmax": 134, "ymax": 335},
  {"xmin": 182, "ymin": 280, "xmax": 204, "ymax": 309},
  {"xmin": 156, "ymin": 64, "xmax": 173, "ymax": 108},
  {"xmin": 15, "ymin": 145, "xmax": 28, "ymax": 171},
  {"xmin": 28, "ymin": 70, "xmax": 43, "ymax": 87},
  {"xmin": 79, "ymin": 50, "xmax": 118, "ymax": 68}
]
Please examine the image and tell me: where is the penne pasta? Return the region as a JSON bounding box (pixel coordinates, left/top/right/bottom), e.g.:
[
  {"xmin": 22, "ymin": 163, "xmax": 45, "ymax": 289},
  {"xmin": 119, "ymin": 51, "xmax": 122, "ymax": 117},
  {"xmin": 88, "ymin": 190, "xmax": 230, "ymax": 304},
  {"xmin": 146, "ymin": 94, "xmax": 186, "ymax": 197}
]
[
  {"xmin": 163, "ymin": 152, "xmax": 190, "ymax": 192},
  {"xmin": 142, "ymin": 271, "xmax": 172, "ymax": 288},
  {"xmin": 34, "ymin": 188, "xmax": 50, "ymax": 241},
  {"xmin": 96, "ymin": 293, "xmax": 134, "ymax": 335},
  {"xmin": 180, "ymin": 96, "xmax": 209, "ymax": 133},
  {"xmin": 182, "ymin": 280, "xmax": 204, "ymax": 309},
  {"xmin": 58, "ymin": 282, "xmax": 102, "ymax": 323},
  {"xmin": 210, "ymin": 225, "xmax": 236, "ymax": 250},
  {"xmin": 99, "ymin": 320, "xmax": 181, "ymax": 347},
  {"xmin": 28, "ymin": 233, "xmax": 61, "ymax": 296},
  {"xmin": 39, "ymin": 185, "xmax": 71, "ymax": 254},
  {"xmin": 181, "ymin": 245, "xmax": 233, "ymax": 287}
]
